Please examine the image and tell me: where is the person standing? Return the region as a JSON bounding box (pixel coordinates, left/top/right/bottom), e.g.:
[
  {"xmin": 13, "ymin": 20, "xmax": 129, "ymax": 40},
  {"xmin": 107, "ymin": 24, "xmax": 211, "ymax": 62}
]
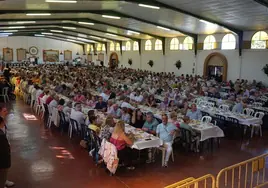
[
  {"xmin": 0, "ymin": 107, "xmax": 14, "ymax": 188},
  {"xmin": 0, "ymin": 116, "xmax": 11, "ymax": 188}
]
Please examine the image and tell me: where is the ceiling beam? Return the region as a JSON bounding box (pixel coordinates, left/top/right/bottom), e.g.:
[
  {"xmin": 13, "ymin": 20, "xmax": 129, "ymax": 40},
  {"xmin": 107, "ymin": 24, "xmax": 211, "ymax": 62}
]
[
  {"xmin": 125, "ymin": 0, "xmax": 242, "ymax": 35},
  {"xmin": 0, "ymin": 22, "xmax": 136, "ymax": 41},
  {"xmin": 0, "ymin": 9, "xmax": 195, "ymax": 38},
  {"xmin": 2, "ymin": 28, "xmax": 101, "ymax": 44},
  {"xmin": 8, "ymin": 34, "xmax": 86, "ymax": 47},
  {"xmin": 0, "ymin": 18, "xmax": 161, "ymax": 40},
  {"xmin": 0, "ymin": 24, "xmax": 122, "ymax": 43}
]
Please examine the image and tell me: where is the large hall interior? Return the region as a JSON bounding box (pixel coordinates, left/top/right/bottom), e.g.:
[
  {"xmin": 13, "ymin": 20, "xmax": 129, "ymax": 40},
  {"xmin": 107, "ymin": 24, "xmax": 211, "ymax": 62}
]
[{"xmin": 1, "ymin": 0, "xmax": 268, "ymax": 188}]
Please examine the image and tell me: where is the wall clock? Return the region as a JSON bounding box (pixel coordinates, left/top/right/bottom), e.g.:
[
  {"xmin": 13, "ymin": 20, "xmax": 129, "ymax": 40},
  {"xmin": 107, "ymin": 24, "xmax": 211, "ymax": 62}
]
[{"xmin": 29, "ymin": 46, "xmax": 38, "ymax": 55}]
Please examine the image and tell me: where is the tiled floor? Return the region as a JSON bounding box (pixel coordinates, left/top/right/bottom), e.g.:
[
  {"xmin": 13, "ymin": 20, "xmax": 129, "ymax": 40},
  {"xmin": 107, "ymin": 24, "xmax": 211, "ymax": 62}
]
[{"xmin": 5, "ymin": 100, "xmax": 268, "ymax": 188}]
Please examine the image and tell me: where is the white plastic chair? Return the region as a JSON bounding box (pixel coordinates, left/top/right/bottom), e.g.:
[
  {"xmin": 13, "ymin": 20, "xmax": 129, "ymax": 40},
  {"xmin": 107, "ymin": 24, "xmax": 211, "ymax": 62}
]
[
  {"xmin": 206, "ymin": 102, "xmax": 215, "ymax": 108},
  {"xmin": 199, "ymin": 101, "xmax": 207, "ymax": 106},
  {"xmin": 0, "ymin": 87, "xmax": 9, "ymax": 103},
  {"xmin": 243, "ymin": 108, "xmax": 254, "ymax": 117},
  {"xmin": 219, "ymin": 104, "xmax": 229, "ymax": 111},
  {"xmin": 156, "ymin": 134, "xmax": 175, "ymax": 167},
  {"xmin": 252, "ymin": 102, "xmax": 263, "ymax": 107},
  {"xmin": 201, "ymin": 116, "xmax": 212, "ymax": 124},
  {"xmin": 251, "ymin": 112, "xmax": 264, "ymax": 138}
]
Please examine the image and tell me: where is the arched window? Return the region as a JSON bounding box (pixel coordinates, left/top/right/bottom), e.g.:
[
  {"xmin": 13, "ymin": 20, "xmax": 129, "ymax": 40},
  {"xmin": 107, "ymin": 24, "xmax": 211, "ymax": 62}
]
[
  {"xmin": 170, "ymin": 38, "xmax": 179, "ymax": 50},
  {"xmin": 145, "ymin": 40, "xmax": 152, "ymax": 51},
  {"xmin": 133, "ymin": 41, "xmax": 139, "ymax": 51},
  {"xmin": 221, "ymin": 34, "xmax": 236, "ymax": 50},
  {"xmin": 102, "ymin": 44, "xmax": 106, "ymax": 51},
  {"xmin": 203, "ymin": 35, "xmax": 216, "ymax": 50},
  {"xmin": 251, "ymin": 31, "xmax": 268, "ymax": 49},
  {"xmin": 110, "ymin": 42, "xmax": 115, "ymax": 51},
  {"xmin": 155, "ymin": 39, "xmax": 162, "ymax": 50},
  {"xmin": 126, "ymin": 41, "xmax": 131, "ymax": 51},
  {"xmin": 116, "ymin": 43, "xmax": 120, "ymax": 51},
  {"xmin": 183, "ymin": 37, "xmax": 194, "ymax": 50},
  {"xmin": 97, "ymin": 43, "xmax": 102, "ymax": 51}
]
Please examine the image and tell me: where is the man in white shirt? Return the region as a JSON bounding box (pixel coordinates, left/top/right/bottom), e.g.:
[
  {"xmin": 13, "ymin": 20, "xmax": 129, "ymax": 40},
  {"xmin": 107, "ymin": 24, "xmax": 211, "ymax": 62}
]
[
  {"xmin": 70, "ymin": 103, "xmax": 85, "ymax": 126},
  {"xmin": 48, "ymin": 96, "xmax": 59, "ymax": 110},
  {"xmin": 100, "ymin": 90, "xmax": 110, "ymax": 102},
  {"xmin": 107, "ymin": 104, "xmax": 121, "ymax": 119},
  {"xmin": 121, "ymin": 98, "xmax": 135, "ymax": 110},
  {"xmin": 134, "ymin": 91, "xmax": 143, "ymax": 103}
]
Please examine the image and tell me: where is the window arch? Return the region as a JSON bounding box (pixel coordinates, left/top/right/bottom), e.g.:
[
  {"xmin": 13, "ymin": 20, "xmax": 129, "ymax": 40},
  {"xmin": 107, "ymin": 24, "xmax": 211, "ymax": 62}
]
[
  {"xmin": 145, "ymin": 40, "xmax": 152, "ymax": 51},
  {"xmin": 97, "ymin": 43, "xmax": 102, "ymax": 51},
  {"xmin": 155, "ymin": 39, "xmax": 162, "ymax": 50},
  {"xmin": 126, "ymin": 41, "xmax": 131, "ymax": 51},
  {"xmin": 110, "ymin": 42, "xmax": 115, "ymax": 51},
  {"xmin": 183, "ymin": 37, "xmax": 193, "ymax": 50},
  {"xmin": 251, "ymin": 31, "xmax": 268, "ymax": 49},
  {"xmin": 203, "ymin": 35, "xmax": 216, "ymax": 50},
  {"xmin": 170, "ymin": 38, "xmax": 179, "ymax": 50},
  {"xmin": 221, "ymin": 34, "xmax": 236, "ymax": 50},
  {"xmin": 116, "ymin": 43, "xmax": 120, "ymax": 51},
  {"xmin": 133, "ymin": 41, "xmax": 139, "ymax": 51},
  {"xmin": 102, "ymin": 44, "xmax": 106, "ymax": 51}
]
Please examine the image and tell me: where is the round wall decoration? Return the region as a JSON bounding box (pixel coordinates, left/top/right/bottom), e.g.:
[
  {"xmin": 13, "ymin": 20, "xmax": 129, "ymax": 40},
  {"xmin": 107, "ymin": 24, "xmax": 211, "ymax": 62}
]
[{"xmin": 29, "ymin": 46, "xmax": 38, "ymax": 55}]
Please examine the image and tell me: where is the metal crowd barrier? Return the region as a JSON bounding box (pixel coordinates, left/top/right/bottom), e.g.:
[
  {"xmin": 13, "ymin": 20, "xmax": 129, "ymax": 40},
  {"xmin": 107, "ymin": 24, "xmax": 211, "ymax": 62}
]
[
  {"xmin": 165, "ymin": 153, "xmax": 268, "ymax": 188},
  {"xmin": 216, "ymin": 153, "xmax": 268, "ymax": 188},
  {"xmin": 165, "ymin": 174, "xmax": 215, "ymax": 188},
  {"xmin": 164, "ymin": 177, "xmax": 195, "ymax": 188}
]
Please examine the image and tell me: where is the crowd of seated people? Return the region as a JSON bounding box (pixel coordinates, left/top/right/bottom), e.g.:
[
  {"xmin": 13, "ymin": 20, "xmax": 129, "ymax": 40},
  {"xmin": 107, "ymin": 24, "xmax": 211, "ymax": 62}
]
[{"xmin": 9, "ymin": 64, "xmax": 268, "ymax": 169}]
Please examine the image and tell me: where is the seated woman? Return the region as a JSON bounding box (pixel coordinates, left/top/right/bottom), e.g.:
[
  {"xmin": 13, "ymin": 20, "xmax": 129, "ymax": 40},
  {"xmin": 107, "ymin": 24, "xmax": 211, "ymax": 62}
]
[
  {"xmin": 168, "ymin": 100, "xmax": 178, "ymax": 112},
  {"xmin": 85, "ymin": 93, "xmax": 96, "ymax": 108},
  {"xmin": 73, "ymin": 90, "xmax": 86, "ymax": 103},
  {"xmin": 159, "ymin": 97, "xmax": 169, "ymax": 111},
  {"xmin": 146, "ymin": 95, "xmax": 157, "ymax": 108},
  {"xmin": 88, "ymin": 115, "xmax": 101, "ymax": 135},
  {"xmin": 57, "ymin": 99, "xmax": 65, "ymax": 111},
  {"xmin": 169, "ymin": 112, "xmax": 180, "ymax": 128},
  {"xmin": 110, "ymin": 120, "xmax": 135, "ymax": 170},
  {"xmin": 131, "ymin": 109, "xmax": 145, "ymax": 129},
  {"xmin": 120, "ymin": 107, "xmax": 131, "ymax": 124},
  {"xmin": 180, "ymin": 116, "xmax": 200, "ymax": 152},
  {"xmin": 99, "ymin": 115, "xmax": 115, "ymax": 140}
]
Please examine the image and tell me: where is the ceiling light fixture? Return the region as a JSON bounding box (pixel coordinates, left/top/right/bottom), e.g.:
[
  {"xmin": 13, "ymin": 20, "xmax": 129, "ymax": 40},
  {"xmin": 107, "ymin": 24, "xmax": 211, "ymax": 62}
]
[
  {"xmin": 8, "ymin": 26, "xmax": 25, "ymax": 29},
  {"xmin": 45, "ymin": 0, "xmax": 77, "ymax": 3},
  {"xmin": 127, "ymin": 30, "xmax": 140, "ymax": 35},
  {"xmin": 50, "ymin": 30, "xmax": 63, "ymax": 33},
  {"xmin": 105, "ymin": 33, "xmax": 117, "ymax": 37},
  {"xmin": 77, "ymin": 33, "xmax": 87, "ymax": 38},
  {"xmin": 138, "ymin": 3, "xmax": 160, "ymax": 9},
  {"xmin": 0, "ymin": 33, "xmax": 13, "ymax": 35},
  {"xmin": 16, "ymin": 21, "xmax": 36, "ymax": 24},
  {"xmin": 41, "ymin": 32, "xmax": 53, "ymax": 35},
  {"xmin": 62, "ymin": 26, "xmax": 76, "ymax": 30},
  {"xmin": 157, "ymin": 26, "xmax": 170, "ymax": 31},
  {"xmin": 102, "ymin": 15, "xmax": 121, "ymax": 19},
  {"xmin": 78, "ymin": 22, "xmax": 94, "ymax": 25},
  {"xmin": 199, "ymin": 19, "xmax": 216, "ymax": 25},
  {"xmin": 26, "ymin": 13, "xmax": 51, "ymax": 16},
  {"xmin": 89, "ymin": 36, "xmax": 101, "ymax": 39},
  {"xmin": 35, "ymin": 34, "xmax": 45, "ymax": 37},
  {"xmin": 1, "ymin": 30, "xmax": 18, "ymax": 32},
  {"xmin": 77, "ymin": 37, "xmax": 96, "ymax": 43}
]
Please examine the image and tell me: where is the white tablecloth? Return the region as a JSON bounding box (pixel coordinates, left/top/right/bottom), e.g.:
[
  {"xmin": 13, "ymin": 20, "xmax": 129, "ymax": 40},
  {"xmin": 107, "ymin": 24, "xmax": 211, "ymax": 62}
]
[{"xmin": 189, "ymin": 123, "xmax": 224, "ymax": 142}]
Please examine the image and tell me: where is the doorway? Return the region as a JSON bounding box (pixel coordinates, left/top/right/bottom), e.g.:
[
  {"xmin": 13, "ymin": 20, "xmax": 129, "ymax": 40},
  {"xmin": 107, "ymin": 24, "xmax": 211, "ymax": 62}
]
[
  {"xmin": 109, "ymin": 52, "xmax": 118, "ymax": 69},
  {"xmin": 203, "ymin": 52, "xmax": 228, "ymax": 82}
]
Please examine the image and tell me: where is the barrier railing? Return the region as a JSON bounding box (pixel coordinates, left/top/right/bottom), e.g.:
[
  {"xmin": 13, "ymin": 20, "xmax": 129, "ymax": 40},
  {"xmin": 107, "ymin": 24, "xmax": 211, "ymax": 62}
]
[
  {"xmin": 216, "ymin": 153, "xmax": 268, "ymax": 188},
  {"xmin": 164, "ymin": 177, "xmax": 195, "ymax": 188},
  {"xmin": 177, "ymin": 174, "xmax": 215, "ymax": 188}
]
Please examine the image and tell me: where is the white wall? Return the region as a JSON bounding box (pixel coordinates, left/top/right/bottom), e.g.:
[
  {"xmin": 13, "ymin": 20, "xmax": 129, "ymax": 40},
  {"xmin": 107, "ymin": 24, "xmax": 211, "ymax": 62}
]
[
  {"xmin": 0, "ymin": 36, "xmax": 84, "ymax": 62},
  {"xmin": 2, "ymin": 34, "xmax": 268, "ymax": 84}
]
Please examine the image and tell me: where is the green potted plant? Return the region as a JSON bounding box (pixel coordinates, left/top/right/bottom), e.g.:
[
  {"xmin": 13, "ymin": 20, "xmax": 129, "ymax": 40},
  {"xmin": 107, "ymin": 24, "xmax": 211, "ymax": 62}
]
[
  {"xmin": 148, "ymin": 60, "xmax": 154, "ymax": 67},
  {"xmin": 262, "ymin": 64, "xmax": 268, "ymax": 76},
  {"xmin": 175, "ymin": 60, "xmax": 182, "ymax": 70},
  {"xmin": 128, "ymin": 58, "xmax": 132, "ymax": 66}
]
